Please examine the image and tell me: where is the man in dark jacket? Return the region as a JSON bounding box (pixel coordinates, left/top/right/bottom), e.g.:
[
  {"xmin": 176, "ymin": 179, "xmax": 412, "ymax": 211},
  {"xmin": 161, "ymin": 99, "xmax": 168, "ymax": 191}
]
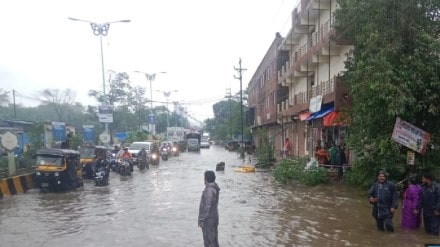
[
  {"xmin": 198, "ymin": 170, "xmax": 220, "ymax": 247},
  {"xmin": 416, "ymin": 173, "xmax": 440, "ymax": 235},
  {"xmin": 368, "ymin": 170, "xmax": 398, "ymax": 232}
]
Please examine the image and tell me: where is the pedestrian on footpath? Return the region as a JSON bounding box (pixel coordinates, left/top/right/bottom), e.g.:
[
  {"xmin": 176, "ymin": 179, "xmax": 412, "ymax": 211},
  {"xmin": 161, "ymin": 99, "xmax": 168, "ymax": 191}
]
[
  {"xmin": 415, "ymin": 173, "xmax": 440, "ymax": 235},
  {"xmin": 198, "ymin": 170, "xmax": 220, "ymax": 247},
  {"xmin": 283, "ymin": 138, "xmax": 291, "ymax": 158},
  {"xmin": 368, "ymin": 170, "xmax": 398, "ymax": 232}
]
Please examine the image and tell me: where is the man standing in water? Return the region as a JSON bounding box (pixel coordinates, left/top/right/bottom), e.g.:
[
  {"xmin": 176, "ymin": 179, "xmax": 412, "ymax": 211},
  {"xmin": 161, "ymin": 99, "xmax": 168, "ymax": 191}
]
[
  {"xmin": 368, "ymin": 170, "xmax": 398, "ymax": 232},
  {"xmin": 416, "ymin": 173, "xmax": 440, "ymax": 235},
  {"xmin": 198, "ymin": 170, "xmax": 220, "ymax": 247}
]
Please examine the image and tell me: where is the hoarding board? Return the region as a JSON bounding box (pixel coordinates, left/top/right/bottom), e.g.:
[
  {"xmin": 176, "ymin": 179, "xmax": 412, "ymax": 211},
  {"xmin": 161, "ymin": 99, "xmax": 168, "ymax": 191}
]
[{"xmin": 392, "ymin": 117, "xmax": 430, "ymax": 155}]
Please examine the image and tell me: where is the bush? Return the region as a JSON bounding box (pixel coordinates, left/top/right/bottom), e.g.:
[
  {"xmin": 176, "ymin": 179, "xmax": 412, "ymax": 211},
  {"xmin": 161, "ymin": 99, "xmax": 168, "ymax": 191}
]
[
  {"xmin": 302, "ymin": 167, "xmax": 329, "ymax": 186},
  {"xmin": 273, "ymin": 156, "xmax": 329, "ymax": 186}
]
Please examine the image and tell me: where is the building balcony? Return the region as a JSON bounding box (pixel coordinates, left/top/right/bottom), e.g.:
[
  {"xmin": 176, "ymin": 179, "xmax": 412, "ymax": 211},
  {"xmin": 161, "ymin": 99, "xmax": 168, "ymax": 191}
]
[
  {"xmin": 278, "ymin": 15, "xmax": 353, "ymax": 86},
  {"xmin": 277, "ymin": 76, "xmax": 348, "ymax": 119}
]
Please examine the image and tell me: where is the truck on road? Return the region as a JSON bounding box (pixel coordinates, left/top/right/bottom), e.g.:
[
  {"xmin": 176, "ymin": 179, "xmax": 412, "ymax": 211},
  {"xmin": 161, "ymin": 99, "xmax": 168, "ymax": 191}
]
[
  {"xmin": 186, "ymin": 132, "xmax": 201, "ymax": 152},
  {"xmin": 167, "ymin": 127, "xmax": 187, "ymax": 152}
]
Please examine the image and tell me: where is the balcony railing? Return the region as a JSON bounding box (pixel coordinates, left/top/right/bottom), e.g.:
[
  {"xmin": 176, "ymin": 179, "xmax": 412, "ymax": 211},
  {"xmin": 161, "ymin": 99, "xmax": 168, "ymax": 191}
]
[
  {"xmin": 278, "ymin": 17, "xmax": 336, "ymax": 82},
  {"xmin": 279, "ymin": 77, "xmax": 336, "ymax": 112}
]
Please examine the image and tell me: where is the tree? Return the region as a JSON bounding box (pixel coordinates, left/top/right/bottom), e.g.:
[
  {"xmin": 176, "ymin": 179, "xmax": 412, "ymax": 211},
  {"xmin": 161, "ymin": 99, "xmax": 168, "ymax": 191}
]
[
  {"xmin": 126, "ymin": 85, "xmax": 149, "ymax": 129},
  {"xmin": 88, "ymin": 71, "xmax": 132, "ymax": 106},
  {"xmin": 0, "ymin": 89, "xmax": 10, "ymax": 107},
  {"xmin": 335, "ymin": 0, "xmax": 440, "ymax": 187},
  {"xmin": 38, "ymin": 88, "xmax": 76, "ymax": 121},
  {"xmin": 208, "ymin": 98, "xmax": 250, "ymax": 141}
]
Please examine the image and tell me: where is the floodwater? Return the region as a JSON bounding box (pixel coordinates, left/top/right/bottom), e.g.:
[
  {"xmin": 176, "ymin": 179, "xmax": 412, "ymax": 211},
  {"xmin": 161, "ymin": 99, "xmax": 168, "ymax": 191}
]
[{"xmin": 0, "ymin": 145, "xmax": 439, "ymax": 246}]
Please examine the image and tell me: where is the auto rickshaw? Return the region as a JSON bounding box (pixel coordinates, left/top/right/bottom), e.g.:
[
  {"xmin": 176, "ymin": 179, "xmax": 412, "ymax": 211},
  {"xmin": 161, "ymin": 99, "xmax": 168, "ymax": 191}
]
[
  {"xmin": 79, "ymin": 145, "xmax": 109, "ymax": 179},
  {"xmin": 34, "ymin": 149, "xmax": 83, "ymax": 192}
]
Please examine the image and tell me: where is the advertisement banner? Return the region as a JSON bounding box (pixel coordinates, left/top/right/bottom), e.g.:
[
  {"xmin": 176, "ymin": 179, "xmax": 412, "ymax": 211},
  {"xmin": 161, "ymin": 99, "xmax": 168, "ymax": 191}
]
[
  {"xmin": 391, "ymin": 117, "xmax": 430, "ymax": 155},
  {"xmin": 52, "ymin": 122, "xmax": 66, "ymax": 142},
  {"xmin": 98, "ymin": 105, "xmax": 114, "ymax": 123},
  {"xmin": 82, "ymin": 125, "xmax": 95, "ymax": 143},
  {"xmin": 309, "ymin": 95, "xmax": 323, "ymax": 113}
]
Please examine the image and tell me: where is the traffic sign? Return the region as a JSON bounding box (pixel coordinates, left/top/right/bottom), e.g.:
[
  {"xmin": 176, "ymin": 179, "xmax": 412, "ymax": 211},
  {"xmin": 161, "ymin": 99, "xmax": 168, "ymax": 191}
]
[
  {"xmin": 1, "ymin": 131, "xmax": 18, "ymax": 151},
  {"xmin": 99, "ymin": 133, "xmax": 110, "ymax": 144}
]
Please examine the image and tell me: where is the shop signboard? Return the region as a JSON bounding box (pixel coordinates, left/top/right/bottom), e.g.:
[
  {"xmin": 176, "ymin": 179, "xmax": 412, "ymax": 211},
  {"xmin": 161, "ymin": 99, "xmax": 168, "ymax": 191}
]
[
  {"xmin": 392, "ymin": 117, "xmax": 430, "ymax": 155},
  {"xmin": 98, "ymin": 105, "xmax": 113, "ymax": 123}
]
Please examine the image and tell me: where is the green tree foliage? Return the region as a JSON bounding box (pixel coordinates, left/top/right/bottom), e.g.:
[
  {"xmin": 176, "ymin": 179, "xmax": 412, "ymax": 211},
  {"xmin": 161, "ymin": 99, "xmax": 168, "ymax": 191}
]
[
  {"xmin": 88, "ymin": 71, "xmax": 132, "ymax": 105},
  {"xmin": 25, "ymin": 123, "xmax": 45, "ymax": 158},
  {"xmin": 273, "ymin": 157, "xmax": 329, "ymax": 186},
  {"xmin": 208, "ymin": 98, "xmax": 250, "ymax": 141},
  {"xmin": 335, "ymin": 0, "xmax": 440, "ymax": 186},
  {"xmin": 254, "ymin": 129, "xmax": 275, "ymax": 168}
]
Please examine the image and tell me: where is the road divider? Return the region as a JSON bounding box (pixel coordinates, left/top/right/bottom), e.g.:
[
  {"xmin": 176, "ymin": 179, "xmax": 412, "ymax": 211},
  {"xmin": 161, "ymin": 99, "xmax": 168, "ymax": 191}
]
[{"xmin": 0, "ymin": 173, "xmax": 36, "ymax": 199}]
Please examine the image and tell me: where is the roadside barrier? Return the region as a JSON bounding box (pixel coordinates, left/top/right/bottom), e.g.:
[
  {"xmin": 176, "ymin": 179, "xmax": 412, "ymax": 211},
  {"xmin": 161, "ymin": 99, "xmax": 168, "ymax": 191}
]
[{"xmin": 0, "ymin": 173, "xmax": 35, "ymax": 199}]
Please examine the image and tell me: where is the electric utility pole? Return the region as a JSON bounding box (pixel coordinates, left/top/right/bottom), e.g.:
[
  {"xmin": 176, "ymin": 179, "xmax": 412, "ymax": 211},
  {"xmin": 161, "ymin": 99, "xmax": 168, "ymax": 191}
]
[{"xmin": 234, "ymin": 58, "xmax": 247, "ymax": 161}]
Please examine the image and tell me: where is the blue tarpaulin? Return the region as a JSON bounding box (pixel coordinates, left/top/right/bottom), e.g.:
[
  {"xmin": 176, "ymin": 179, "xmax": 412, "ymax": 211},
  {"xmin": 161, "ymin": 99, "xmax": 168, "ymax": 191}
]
[
  {"xmin": 307, "ymin": 103, "xmax": 334, "ymax": 121},
  {"xmin": 52, "ymin": 122, "xmax": 66, "ymax": 142},
  {"xmin": 82, "ymin": 125, "xmax": 95, "ymax": 142}
]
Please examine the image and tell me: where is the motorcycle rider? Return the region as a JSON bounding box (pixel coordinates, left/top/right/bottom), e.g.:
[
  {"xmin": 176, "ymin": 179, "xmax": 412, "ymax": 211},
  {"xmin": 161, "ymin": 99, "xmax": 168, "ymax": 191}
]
[
  {"xmin": 137, "ymin": 147, "xmax": 149, "ymax": 169},
  {"xmin": 150, "ymin": 143, "xmax": 160, "ymax": 165},
  {"xmin": 112, "ymin": 145, "xmax": 120, "ymax": 155},
  {"xmin": 95, "ymin": 152, "xmax": 110, "ymax": 185},
  {"xmin": 116, "ymin": 145, "xmax": 126, "ymax": 159},
  {"xmin": 120, "ymin": 147, "xmax": 133, "ymax": 172}
]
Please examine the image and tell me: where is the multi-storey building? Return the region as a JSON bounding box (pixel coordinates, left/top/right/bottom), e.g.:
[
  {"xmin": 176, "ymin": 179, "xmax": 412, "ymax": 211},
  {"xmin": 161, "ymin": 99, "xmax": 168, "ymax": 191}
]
[
  {"xmin": 248, "ymin": 33, "xmax": 288, "ymax": 150},
  {"xmin": 276, "ymin": 0, "xmax": 353, "ymax": 156}
]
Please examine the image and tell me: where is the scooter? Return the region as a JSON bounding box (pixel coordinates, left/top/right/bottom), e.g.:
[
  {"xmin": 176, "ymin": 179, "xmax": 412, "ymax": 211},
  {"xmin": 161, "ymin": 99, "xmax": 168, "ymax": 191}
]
[
  {"xmin": 119, "ymin": 158, "xmax": 132, "ymax": 176},
  {"xmin": 160, "ymin": 147, "xmax": 169, "ymax": 161},
  {"xmin": 138, "ymin": 159, "xmax": 149, "ymax": 170},
  {"xmin": 171, "ymin": 146, "xmax": 179, "ymax": 156},
  {"xmin": 94, "ymin": 164, "xmax": 109, "ymax": 186},
  {"xmin": 149, "ymin": 153, "xmax": 160, "ymax": 166},
  {"xmin": 109, "ymin": 153, "xmax": 119, "ymax": 172}
]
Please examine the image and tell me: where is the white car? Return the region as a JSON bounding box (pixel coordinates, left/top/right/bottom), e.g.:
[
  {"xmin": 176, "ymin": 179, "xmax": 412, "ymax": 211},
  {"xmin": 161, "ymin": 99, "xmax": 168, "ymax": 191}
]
[
  {"xmin": 200, "ymin": 140, "xmax": 210, "ymax": 148},
  {"xmin": 128, "ymin": 141, "xmax": 153, "ymax": 163}
]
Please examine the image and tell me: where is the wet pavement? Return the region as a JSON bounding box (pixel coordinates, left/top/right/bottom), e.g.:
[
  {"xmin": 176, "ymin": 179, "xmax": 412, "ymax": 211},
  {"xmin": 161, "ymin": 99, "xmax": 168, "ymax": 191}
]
[{"xmin": 0, "ymin": 145, "xmax": 439, "ymax": 246}]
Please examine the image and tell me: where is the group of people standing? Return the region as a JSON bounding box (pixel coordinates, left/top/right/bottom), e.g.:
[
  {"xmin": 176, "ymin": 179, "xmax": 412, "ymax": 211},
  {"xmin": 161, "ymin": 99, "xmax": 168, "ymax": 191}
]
[{"xmin": 368, "ymin": 170, "xmax": 440, "ymax": 235}]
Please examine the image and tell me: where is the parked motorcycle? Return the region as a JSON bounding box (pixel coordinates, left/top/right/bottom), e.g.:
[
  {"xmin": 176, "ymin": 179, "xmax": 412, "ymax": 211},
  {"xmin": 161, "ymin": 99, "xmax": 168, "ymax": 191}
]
[
  {"xmin": 119, "ymin": 158, "xmax": 132, "ymax": 176},
  {"xmin": 160, "ymin": 147, "xmax": 169, "ymax": 161}
]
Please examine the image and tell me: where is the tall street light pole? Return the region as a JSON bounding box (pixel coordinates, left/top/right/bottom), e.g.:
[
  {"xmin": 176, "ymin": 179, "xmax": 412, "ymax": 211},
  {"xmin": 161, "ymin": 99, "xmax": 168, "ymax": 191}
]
[
  {"xmin": 158, "ymin": 90, "xmax": 178, "ymax": 139},
  {"xmin": 234, "ymin": 58, "xmax": 247, "ymax": 161},
  {"xmin": 134, "ymin": 71, "xmax": 166, "ymax": 136},
  {"xmin": 68, "ymin": 17, "xmax": 130, "ymax": 145}
]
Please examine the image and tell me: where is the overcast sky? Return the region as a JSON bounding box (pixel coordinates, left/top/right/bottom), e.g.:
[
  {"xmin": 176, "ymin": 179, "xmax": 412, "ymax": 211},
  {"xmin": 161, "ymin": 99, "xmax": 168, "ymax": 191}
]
[{"xmin": 0, "ymin": 0, "xmax": 298, "ymax": 122}]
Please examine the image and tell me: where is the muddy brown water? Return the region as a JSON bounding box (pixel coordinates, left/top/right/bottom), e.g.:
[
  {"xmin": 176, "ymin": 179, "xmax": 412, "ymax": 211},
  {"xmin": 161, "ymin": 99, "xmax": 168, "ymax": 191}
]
[{"xmin": 0, "ymin": 145, "xmax": 438, "ymax": 246}]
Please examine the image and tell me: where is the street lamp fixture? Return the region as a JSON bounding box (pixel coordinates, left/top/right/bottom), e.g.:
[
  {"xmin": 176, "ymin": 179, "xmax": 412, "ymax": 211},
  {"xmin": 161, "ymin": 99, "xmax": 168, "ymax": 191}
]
[
  {"xmin": 134, "ymin": 71, "xmax": 167, "ymax": 135},
  {"xmin": 69, "ymin": 17, "xmax": 130, "ymax": 144},
  {"xmin": 157, "ymin": 90, "xmax": 178, "ymax": 139}
]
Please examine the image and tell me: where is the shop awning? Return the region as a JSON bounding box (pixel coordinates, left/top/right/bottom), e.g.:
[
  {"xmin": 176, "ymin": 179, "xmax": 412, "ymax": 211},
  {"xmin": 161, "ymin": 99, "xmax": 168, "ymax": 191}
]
[
  {"xmin": 307, "ymin": 105, "xmax": 334, "ymax": 121},
  {"xmin": 323, "ymin": 111, "xmax": 350, "ymax": 126}
]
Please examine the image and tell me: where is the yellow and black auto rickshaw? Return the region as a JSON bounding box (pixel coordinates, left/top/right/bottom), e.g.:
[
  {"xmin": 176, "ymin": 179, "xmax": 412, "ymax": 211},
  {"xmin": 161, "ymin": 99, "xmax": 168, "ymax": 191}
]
[
  {"xmin": 79, "ymin": 145, "xmax": 108, "ymax": 179},
  {"xmin": 34, "ymin": 149, "xmax": 83, "ymax": 192}
]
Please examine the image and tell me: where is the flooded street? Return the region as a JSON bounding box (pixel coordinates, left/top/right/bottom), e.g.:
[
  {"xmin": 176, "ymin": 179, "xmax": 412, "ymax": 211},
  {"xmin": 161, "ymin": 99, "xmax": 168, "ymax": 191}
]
[{"xmin": 0, "ymin": 145, "xmax": 439, "ymax": 246}]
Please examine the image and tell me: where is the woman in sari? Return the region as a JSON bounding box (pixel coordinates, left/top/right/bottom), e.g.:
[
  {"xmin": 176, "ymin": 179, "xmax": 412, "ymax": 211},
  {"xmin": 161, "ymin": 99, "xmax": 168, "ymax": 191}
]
[{"xmin": 401, "ymin": 176, "xmax": 422, "ymax": 230}]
